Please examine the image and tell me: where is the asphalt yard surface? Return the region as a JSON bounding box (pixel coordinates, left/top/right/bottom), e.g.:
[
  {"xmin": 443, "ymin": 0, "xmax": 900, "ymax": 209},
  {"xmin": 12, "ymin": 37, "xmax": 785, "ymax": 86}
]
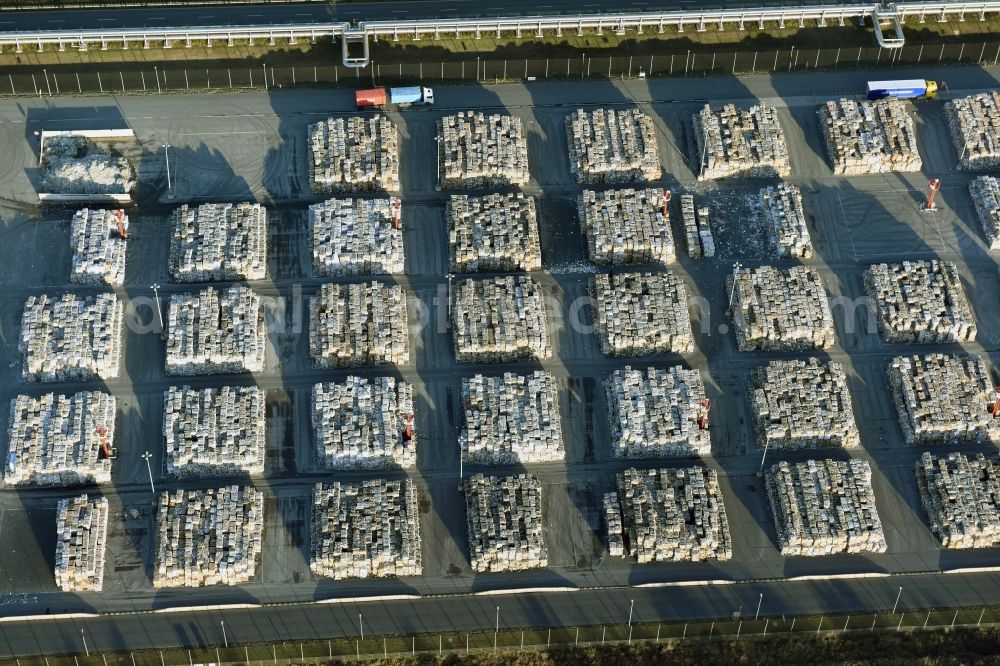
[{"xmin": 2, "ymin": 66, "xmax": 1000, "ymax": 655}]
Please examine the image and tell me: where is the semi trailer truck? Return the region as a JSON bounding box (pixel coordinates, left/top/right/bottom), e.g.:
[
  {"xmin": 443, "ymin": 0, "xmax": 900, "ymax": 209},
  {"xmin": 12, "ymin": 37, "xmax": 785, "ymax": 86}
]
[
  {"xmin": 355, "ymin": 86, "xmax": 435, "ymax": 109},
  {"xmin": 866, "ymin": 79, "xmax": 938, "ymax": 100}
]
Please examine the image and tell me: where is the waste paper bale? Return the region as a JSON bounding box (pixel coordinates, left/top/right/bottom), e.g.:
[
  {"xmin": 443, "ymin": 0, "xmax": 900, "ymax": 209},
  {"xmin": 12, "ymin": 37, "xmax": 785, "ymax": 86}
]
[
  {"xmin": 312, "ymin": 376, "xmax": 416, "ymax": 470},
  {"xmin": 310, "ymin": 479, "xmax": 422, "ymax": 580},
  {"xmin": 169, "ymin": 203, "xmax": 267, "ymax": 282},
  {"xmin": 4, "ymin": 391, "xmax": 115, "ymax": 487},
  {"xmin": 163, "ymin": 385, "xmax": 266, "ymax": 478},
  {"xmin": 766, "ymin": 459, "xmax": 887, "ymax": 556},
  {"xmin": 165, "ymin": 285, "xmax": 266, "ymax": 376},
  {"xmin": 969, "ymin": 175, "xmax": 1000, "ymax": 250},
  {"xmin": 759, "ymin": 183, "xmax": 812, "ymax": 258},
  {"xmin": 460, "ymin": 371, "xmax": 564, "ymax": 464},
  {"xmin": 693, "ymin": 103, "xmax": 790, "ymax": 180},
  {"xmin": 153, "ymin": 485, "xmax": 264, "ymax": 588},
  {"xmin": 310, "ymin": 197, "xmax": 404, "ymax": 276},
  {"xmin": 55, "ymin": 494, "xmax": 109, "ymax": 592},
  {"xmin": 438, "ymin": 111, "xmax": 529, "ymax": 188},
  {"xmin": 566, "ymin": 108, "xmax": 661, "ymax": 184},
  {"xmin": 605, "ymin": 365, "xmax": 710, "ymax": 457},
  {"xmin": 464, "ymin": 473, "xmax": 547, "ymax": 573},
  {"xmin": 889, "ymin": 353, "xmax": 1000, "ymax": 445},
  {"xmin": 448, "ymin": 193, "xmax": 541, "ymax": 272},
  {"xmin": 865, "ymin": 260, "xmax": 976, "ymax": 344},
  {"xmin": 20, "ymin": 293, "xmax": 123, "ymax": 382},
  {"xmin": 728, "ymin": 266, "xmax": 834, "ymax": 352},
  {"xmin": 309, "ymin": 282, "xmax": 409, "ymax": 368},
  {"xmin": 946, "ymin": 91, "xmax": 1000, "ymax": 171},
  {"xmin": 578, "ymin": 188, "xmax": 674, "ymax": 266},
  {"xmin": 819, "ymin": 98, "xmax": 922, "ymax": 174},
  {"xmin": 451, "ymin": 275, "xmax": 550, "ymax": 363},
  {"xmin": 308, "ymin": 115, "xmax": 399, "ymax": 192},
  {"xmin": 610, "ymin": 466, "xmax": 732, "ymax": 563},
  {"xmin": 916, "ymin": 451, "xmax": 1000, "ymax": 549},
  {"xmin": 593, "ymin": 271, "xmax": 694, "ymax": 356},
  {"xmin": 749, "ymin": 359, "xmax": 860, "ymax": 451},
  {"xmin": 70, "ymin": 208, "xmax": 128, "ymax": 286}
]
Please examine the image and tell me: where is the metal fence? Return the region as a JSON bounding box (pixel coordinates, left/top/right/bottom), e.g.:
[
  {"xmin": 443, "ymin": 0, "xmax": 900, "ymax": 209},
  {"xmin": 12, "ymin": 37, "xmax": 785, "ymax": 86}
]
[
  {"xmin": 9, "ymin": 41, "xmax": 1000, "ymax": 97},
  {"xmin": 5, "ymin": 607, "xmax": 1000, "ymax": 665}
]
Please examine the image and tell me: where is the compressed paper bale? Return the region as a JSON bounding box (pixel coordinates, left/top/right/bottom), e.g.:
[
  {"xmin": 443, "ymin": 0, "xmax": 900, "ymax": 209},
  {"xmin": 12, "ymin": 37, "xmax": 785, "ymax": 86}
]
[
  {"xmin": 749, "ymin": 359, "xmax": 860, "ymax": 451},
  {"xmin": 916, "ymin": 451, "xmax": 1000, "ymax": 549},
  {"xmin": 460, "ymin": 371, "xmax": 564, "ymax": 464},
  {"xmin": 310, "ymin": 197, "xmax": 404, "ymax": 276},
  {"xmin": 969, "ymin": 175, "xmax": 1000, "ymax": 250},
  {"xmin": 153, "ymin": 485, "xmax": 264, "ymax": 588},
  {"xmin": 819, "ymin": 98, "xmax": 922, "ymax": 174},
  {"xmin": 438, "ymin": 111, "xmax": 529, "ymax": 189},
  {"xmin": 448, "ymin": 193, "xmax": 541, "ymax": 272},
  {"xmin": 603, "ymin": 492, "xmax": 625, "ymax": 557},
  {"xmin": 680, "ymin": 194, "xmax": 701, "ymax": 259},
  {"xmin": 4, "ymin": 391, "xmax": 115, "ymax": 487},
  {"xmin": 605, "ymin": 365, "xmax": 710, "ymax": 457},
  {"xmin": 693, "ymin": 103, "xmax": 790, "ymax": 180},
  {"xmin": 41, "ymin": 135, "xmax": 136, "ymax": 195},
  {"xmin": 759, "ymin": 183, "xmax": 812, "ymax": 259},
  {"xmin": 451, "ymin": 275, "xmax": 550, "ymax": 363},
  {"xmin": 169, "ymin": 203, "xmax": 267, "ymax": 282},
  {"xmin": 566, "ymin": 108, "xmax": 662, "ymax": 184},
  {"xmin": 54, "ymin": 494, "xmax": 109, "ymax": 592},
  {"xmin": 308, "ymin": 115, "xmax": 399, "ymax": 192},
  {"xmin": 728, "ymin": 266, "xmax": 835, "ymax": 352},
  {"xmin": 592, "ymin": 271, "xmax": 694, "ymax": 356},
  {"xmin": 310, "ymin": 479, "xmax": 422, "ymax": 580},
  {"xmin": 309, "ymin": 282, "xmax": 409, "ymax": 368},
  {"xmin": 312, "ymin": 376, "xmax": 415, "ymax": 470},
  {"xmin": 70, "ymin": 208, "xmax": 128, "ymax": 286},
  {"xmin": 578, "ymin": 188, "xmax": 674, "ymax": 266},
  {"xmin": 19, "ymin": 293, "xmax": 123, "ymax": 382},
  {"xmin": 163, "ymin": 385, "xmax": 266, "ymax": 478},
  {"xmin": 946, "ymin": 91, "xmax": 1000, "ymax": 171},
  {"xmin": 613, "ymin": 467, "xmax": 732, "ymax": 563},
  {"xmin": 696, "ymin": 205, "xmax": 716, "ymax": 258},
  {"xmin": 464, "ymin": 473, "xmax": 547, "ymax": 573},
  {"xmin": 766, "ymin": 459, "xmax": 887, "ymax": 557},
  {"xmin": 889, "ymin": 353, "xmax": 1000, "ymax": 445},
  {"xmin": 165, "ymin": 285, "xmax": 266, "ymax": 376},
  {"xmin": 865, "ymin": 260, "xmax": 976, "ymax": 344}
]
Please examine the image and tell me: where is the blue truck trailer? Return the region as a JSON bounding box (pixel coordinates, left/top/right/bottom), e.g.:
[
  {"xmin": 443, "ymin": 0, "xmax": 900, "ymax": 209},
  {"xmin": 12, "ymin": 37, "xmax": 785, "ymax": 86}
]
[{"xmin": 866, "ymin": 79, "xmax": 938, "ymax": 100}]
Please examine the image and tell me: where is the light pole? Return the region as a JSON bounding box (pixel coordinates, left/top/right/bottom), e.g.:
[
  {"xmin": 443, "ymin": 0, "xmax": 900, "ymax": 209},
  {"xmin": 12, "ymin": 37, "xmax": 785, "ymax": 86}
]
[
  {"xmin": 627, "ymin": 598, "xmax": 635, "ymax": 644},
  {"xmin": 755, "ymin": 593, "xmax": 763, "ymax": 621},
  {"xmin": 359, "ymin": 613, "xmax": 364, "ymax": 640},
  {"xmin": 154, "ymin": 65, "xmax": 161, "ymax": 93},
  {"xmin": 141, "ymin": 450, "xmax": 155, "ymax": 497},
  {"xmin": 892, "ymin": 586, "xmax": 903, "ymax": 615},
  {"xmin": 150, "ymin": 283, "xmax": 164, "ymax": 332},
  {"xmin": 728, "ymin": 262, "xmax": 742, "ymax": 312},
  {"xmin": 494, "ymin": 605, "xmax": 500, "ymax": 651},
  {"xmin": 221, "ymin": 620, "xmax": 227, "ymax": 648},
  {"xmin": 162, "ymin": 143, "xmax": 173, "ymax": 196},
  {"xmin": 81, "ymin": 629, "xmax": 89, "ymax": 657}
]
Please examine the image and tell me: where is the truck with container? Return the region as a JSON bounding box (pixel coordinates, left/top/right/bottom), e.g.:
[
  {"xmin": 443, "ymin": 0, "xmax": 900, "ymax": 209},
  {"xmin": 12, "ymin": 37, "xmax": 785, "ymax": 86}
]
[
  {"xmin": 866, "ymin": 79, "xmax": 938, "ymax": 100},
  {"xmin": 355, "ymin": 86, "xmax": 435, "ymax": 109}
]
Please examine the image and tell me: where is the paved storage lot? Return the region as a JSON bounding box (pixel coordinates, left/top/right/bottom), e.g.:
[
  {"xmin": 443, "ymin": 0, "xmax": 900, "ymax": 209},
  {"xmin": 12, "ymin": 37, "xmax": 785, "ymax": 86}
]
[{"xmin": 2, "ymin": 67, "xmax": 1000, "ymax": 614}]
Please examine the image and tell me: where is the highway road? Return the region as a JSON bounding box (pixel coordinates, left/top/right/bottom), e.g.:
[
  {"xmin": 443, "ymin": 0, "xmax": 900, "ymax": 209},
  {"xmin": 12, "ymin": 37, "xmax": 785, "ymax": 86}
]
[
  {"xmin": 0, "ymin": 0, "xmax": 870, "ymax": 32},
  {"xmin": 2, "ymin": 571, "xmax": 1000, "ymax": 656}
]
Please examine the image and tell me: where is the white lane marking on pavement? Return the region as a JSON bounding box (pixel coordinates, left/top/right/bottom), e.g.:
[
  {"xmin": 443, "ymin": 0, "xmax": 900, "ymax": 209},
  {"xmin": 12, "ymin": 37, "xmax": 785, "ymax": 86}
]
[{"xmin": 175, "ymin": 131, "xmax": 262, "ymax": 136}]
